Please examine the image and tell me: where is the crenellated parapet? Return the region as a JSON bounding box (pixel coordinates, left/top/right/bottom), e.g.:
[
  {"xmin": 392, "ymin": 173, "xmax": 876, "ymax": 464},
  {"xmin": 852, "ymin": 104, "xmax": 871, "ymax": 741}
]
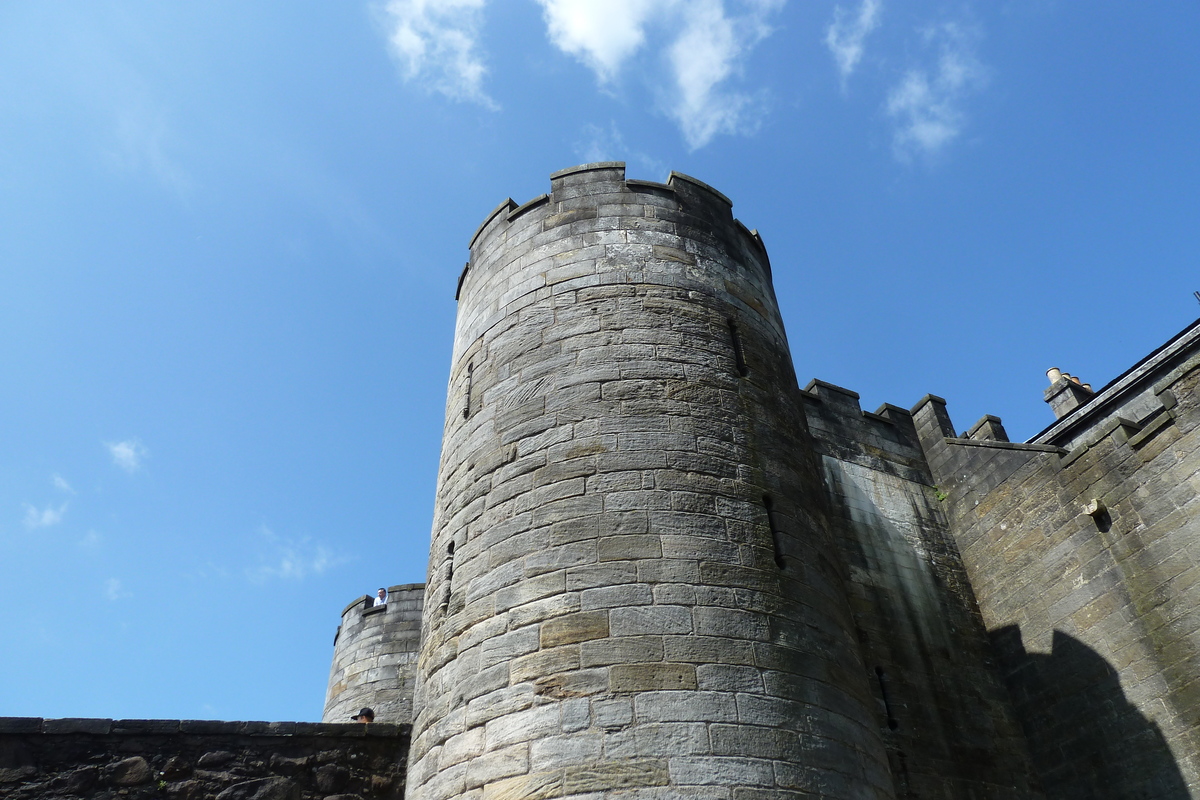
[
  {"xmin": 452, "ymin": 163, "xmax": 779, "ymax": 373},
  {"xmin": 323, "ymin": 584, "xmax": 425, "ymax": 726}
]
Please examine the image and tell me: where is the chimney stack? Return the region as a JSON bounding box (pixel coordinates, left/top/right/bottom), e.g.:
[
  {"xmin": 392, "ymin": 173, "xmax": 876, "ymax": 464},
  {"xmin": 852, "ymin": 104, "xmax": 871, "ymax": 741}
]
[{"xmin": 1045, "ymin": 367, "xmax": 1095, "ymax": 419}]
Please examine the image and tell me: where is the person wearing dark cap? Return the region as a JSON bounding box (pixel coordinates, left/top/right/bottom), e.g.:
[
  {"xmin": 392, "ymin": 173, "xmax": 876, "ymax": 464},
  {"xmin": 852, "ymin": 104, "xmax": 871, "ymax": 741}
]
[{"xmin": 351, "ymin": 708, "xmax": 375, "ymax": 723}]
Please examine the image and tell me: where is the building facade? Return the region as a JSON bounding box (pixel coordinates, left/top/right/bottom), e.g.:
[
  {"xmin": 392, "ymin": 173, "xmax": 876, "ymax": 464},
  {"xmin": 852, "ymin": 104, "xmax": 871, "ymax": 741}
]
[{"xmin": 326, "ymin": 164, "xmax": 1200, "ymax": 799}]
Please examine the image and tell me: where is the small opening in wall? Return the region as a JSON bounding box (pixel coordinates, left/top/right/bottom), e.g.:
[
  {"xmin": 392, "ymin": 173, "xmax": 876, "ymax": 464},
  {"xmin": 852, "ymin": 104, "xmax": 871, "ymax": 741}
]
[
  {"xmin": 875, "ymin": 667, "xmax": 900, "ymax": 730},
  {"xmin": 763, "ymin": 495, "xmax": 785, "ymax": 570},
  {"xmin": 728, "ymin": 318, "xmax": 749, "ymax": 378},
  {"xmin": 441, "ymin": 540, "xmax": 456, "ymax": 610},
  {"xmin": 463, "ymin": 363, "xmax": 474, "ymax": 420}
]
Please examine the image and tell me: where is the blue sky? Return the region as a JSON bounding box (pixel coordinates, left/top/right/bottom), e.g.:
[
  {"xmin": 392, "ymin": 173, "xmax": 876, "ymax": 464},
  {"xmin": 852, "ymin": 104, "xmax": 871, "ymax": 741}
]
[{"xmin": 1, "ymin": 1, "xmax": 1197, "ymax": 723}]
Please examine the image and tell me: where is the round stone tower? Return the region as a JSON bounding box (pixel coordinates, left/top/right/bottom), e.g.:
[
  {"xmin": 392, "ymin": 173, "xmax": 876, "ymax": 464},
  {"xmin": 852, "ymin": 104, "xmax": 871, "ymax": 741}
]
[
  {"xmin": 408, "ymin": 164, "xmax": 893, "ymax": 799},
  {"xmin": 324, "ymin": 583, "xmax": 425, "ymax": 725}
]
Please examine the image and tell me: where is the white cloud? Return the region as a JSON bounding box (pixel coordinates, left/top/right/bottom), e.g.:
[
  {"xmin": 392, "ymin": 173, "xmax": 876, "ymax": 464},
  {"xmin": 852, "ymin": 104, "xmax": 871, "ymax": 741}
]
[
  {"xmin": 666, "ymin": 0, "xmax": 782, "ymax": 150},
  {"xmin": 538, "ymin": 0, "xmax": 785, "ymax": 150},
  {"xmin": 23, "ymin": 502, "xmax": 67, "ymax": 529},
  {"xmin": 104, "ymin": 578, "xmax": 131, "ymax": 601},
  {"xmin": 53, "ymin": 474, "xmax": 75, "ymax": 494},
  {"xmin": 886, "ymin": 22, "xmax": 987, "ymax": 160},
  {"xmin": 248, "ymin": 525, "xmax": 346, "ymax": 582},
  {"xmin": 80, "ymin": 530, "xmax": 103, "ymax": 549},
  {"xmin": 825, "ymin": 0, "xmax": 882, "ymax": 83},
  {"xmin": 106, "ymin": 439, "xmax": 148, "ymax": 473},
  {"xmin": 382, "ymin": 0, "xmax": 496, "ymax": 107},
  {"xmin": 535, "ymin": 0, "xmax": 661, "ymax": 84}
]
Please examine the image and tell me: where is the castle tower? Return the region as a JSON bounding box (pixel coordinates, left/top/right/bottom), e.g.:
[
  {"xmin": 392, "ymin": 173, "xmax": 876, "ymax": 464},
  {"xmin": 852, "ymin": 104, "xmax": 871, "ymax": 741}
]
[
  {"xmin": 324, "ymin": 583, "xmax": 425, "ymax": 724},
  {"xmin": 408, "ymin": 164, "xmax": 893, "ymax": 799}
]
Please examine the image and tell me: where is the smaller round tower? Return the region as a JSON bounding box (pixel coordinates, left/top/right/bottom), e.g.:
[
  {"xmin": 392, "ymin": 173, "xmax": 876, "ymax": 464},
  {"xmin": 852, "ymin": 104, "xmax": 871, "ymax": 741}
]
[{"xmin": 323, "ymin": 583, "xmax": 426, "ymax": 725}]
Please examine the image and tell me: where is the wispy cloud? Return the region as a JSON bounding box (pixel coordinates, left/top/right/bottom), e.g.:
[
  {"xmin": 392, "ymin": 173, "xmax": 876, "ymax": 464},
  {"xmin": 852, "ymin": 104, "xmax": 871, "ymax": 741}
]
[
  {"xmin": 825, "ymin": 0, "xmax": 882, "ymax": 84},
  {"xmin": 80, "ymin": 530, "xmax": 103, "ymax": 549},
  {"xmin": 247, "ymin": 525, "xmax": 346, "ymax": 582},
  {"xmin": 106, "ymin": 439, "xmax": 148, "ymax": 473},
  {"xmin": 538, "ymin": 0, "xmax": 785, "ymax": 150},
  {"xmin": 382, "ymin": 0, "xmax": 496, "ymax": 107},
  {"xmin": 886, "ymin": 22, "xmax": 987, "ymax": 161},
  {"xmin": 105, "ymin": 108, "xmax": 192, "ymax": 196},
  {"xmin": 53, "ymin": 474, "xmax": 75, "ymax": 494},
  {"xmin": 104, "ymin": 578, "xmax": 131, "ymax": 601},
  {"xmin": 665, "ymin": 0, "xmax": 782, "ymax": 150},
  {"xmin": 23, "ymin": 502, "xmax": 67, "ymax": 529}
]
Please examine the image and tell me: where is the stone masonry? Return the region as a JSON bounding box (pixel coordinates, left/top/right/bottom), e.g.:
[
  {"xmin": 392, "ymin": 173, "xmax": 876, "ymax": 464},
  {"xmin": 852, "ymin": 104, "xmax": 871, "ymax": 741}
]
[
  {"xmin": 913, "ymin": 319, "xmax": 1200, "ymax": 798},
  {"xmin": 407, "ymin": 163, "xmax": 895, "ymax": 800},
  {"xmin": 325, "ymin": 584, "xmax": 426, "ymax": 725},
  {"xmin": 13, "ymin": 164, "xmax": 1195, "ymax": 800},
  {"xmin": 0, "ymin": 716, "xmax": 408, "ymax": 800}
]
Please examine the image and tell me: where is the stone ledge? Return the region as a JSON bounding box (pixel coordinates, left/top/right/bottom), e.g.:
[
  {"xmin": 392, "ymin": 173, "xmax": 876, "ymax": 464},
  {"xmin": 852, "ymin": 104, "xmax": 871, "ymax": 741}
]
[
  {"xmin": 943, "ymin": 438, "xmax": 1066, "ymax": 455},
  {"xmin": 0, "ymin": 717, "xmax": 408, "ymax": 738}
]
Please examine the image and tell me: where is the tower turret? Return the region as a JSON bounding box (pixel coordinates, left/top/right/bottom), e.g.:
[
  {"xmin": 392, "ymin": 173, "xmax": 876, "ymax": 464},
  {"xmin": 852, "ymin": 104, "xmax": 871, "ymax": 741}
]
[
  {"xmin": 324, "ymin": 583, "xmax": 425, "ymax": 725},
  {"xmin": 408, "ymin": 164, "xmax": 893, "ymax": 799}
]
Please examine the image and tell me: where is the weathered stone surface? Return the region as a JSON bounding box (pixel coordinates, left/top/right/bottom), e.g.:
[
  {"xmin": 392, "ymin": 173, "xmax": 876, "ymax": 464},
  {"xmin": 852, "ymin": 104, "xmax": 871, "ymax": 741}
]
[
  {"xmin": 323, "ymin": 584, "xmax": 425, "ymax": 725},
  {"xmin": 110, "ymin": 755, "xmax": 152, "ymax": 785},
  {"xmin": 408, "ymin": 163, "xmax": 893, "ymax": 800},
  {"xmin": 215, "ymin": 777, "xmax": 300, "ymax": 800},
  {"xmin": 0, "ymin": 719, "xmax": 408, "ymax": 799}
]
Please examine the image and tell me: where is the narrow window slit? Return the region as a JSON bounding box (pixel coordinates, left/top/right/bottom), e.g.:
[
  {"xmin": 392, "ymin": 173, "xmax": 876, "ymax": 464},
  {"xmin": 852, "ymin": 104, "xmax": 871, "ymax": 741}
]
[
  {"xmin": 462, "ymin": 363, "xmax": 474, "ymax": 419},
  {"xmin": 875, "ymin": 666, "xmax": 899, "ymax": 730},
  {"xmin": 728, "ymin": 318, "xmax": 749, "ymax": 377},
  {"xmin": 763, "ymin": 495, "xmax": 786, "ymax": 569},
  {"xmin": 441, "ymin": 540, "xmax": 456, "ymax": 610}
]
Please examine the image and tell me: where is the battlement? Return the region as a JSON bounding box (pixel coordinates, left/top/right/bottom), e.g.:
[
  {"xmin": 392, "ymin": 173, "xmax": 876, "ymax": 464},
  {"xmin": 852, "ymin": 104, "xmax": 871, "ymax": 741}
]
[
  {"xmin": 336, "ymin": 582, "xmax": 426, "ymax": 623},
  {"xmin": 324, "ymin": 584, "xmax": 425, "ymax": 726},
  {"xmin": 459, "ymin": 162, "xmax": 771, "ymax": 304},
  {"xmin": 801, "ymin": 378, "xmax": 931, "ymax": 483}
]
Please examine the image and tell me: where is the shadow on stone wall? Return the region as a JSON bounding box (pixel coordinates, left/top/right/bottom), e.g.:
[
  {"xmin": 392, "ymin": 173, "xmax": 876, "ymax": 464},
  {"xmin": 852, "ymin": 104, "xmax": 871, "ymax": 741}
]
[{"xmin": 990, "ymin": 626, "xmax": 1189, "ymax": 800}]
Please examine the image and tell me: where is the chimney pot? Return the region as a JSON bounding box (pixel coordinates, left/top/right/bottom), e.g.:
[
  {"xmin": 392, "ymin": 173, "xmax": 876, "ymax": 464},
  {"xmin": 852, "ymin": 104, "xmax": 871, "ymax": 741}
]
[{"xmin": 1046, "ymin": 367, "xmax": 1062, "ymax": 384}]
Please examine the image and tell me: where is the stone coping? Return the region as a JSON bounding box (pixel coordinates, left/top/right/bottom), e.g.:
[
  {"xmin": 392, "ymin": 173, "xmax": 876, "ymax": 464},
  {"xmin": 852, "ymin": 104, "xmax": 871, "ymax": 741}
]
[{"xmin": 0, "ymin": 717, "xmax": 407, "ymax": 737}]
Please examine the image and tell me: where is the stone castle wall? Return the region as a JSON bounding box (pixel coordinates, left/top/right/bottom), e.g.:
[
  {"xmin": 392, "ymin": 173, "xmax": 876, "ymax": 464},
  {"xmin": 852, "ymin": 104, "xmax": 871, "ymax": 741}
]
[
  {"xmin": 912, "ymin": 320, "xmax": 1200, "ymax": 799},
  {"xmin": 0, "ymin": 717, "xmax": 408, "ymax": 800},
  {"xmin": 408, "ymin": 163, "xmax": 893, "ymax": 800},
  {"xmin": 324, "ymin": 584, "xmax": 425, "ymax": 725},
  {"xmin": 801, "ymin": 380, "xmax": 1041, "ymax": 798}
]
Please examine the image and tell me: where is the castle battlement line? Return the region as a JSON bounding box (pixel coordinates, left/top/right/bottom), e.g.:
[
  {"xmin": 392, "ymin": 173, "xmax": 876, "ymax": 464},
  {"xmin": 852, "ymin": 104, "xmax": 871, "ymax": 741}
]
[
  {"xmin": 1, "ymin": 163, "xmax": 1194, "ymax": 800},
  {"xmin": 323, "ymin": 163, "xmax": 1200, "ymax": 800}
]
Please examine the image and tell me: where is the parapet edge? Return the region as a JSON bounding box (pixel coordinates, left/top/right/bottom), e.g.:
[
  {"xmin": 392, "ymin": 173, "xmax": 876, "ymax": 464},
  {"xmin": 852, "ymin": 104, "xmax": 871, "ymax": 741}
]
[
  {"xmin": 0, "ymin": 716, "xmax": 409, "ymax": 738},
  {"xmin": 468, "ymin": 198, "xmax": 518, "ymax": 251},
  {"xmin": 667, "ymin": 170, "xmax": 733, "ymax": 207},
  {"xmin": 549, "ymin": 161, "xmax": 626, "ymax": 181},
  {"xmin": 460, "ymin": 165, "xmax": 769, "ymax": 299}
]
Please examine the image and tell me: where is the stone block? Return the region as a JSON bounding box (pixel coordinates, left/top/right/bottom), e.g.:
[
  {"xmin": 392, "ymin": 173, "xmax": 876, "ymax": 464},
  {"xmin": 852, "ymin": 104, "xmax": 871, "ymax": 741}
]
[
  {"xmin": 540, "ymin": 611, "xmax": 610, "ymax": 648},
  {"xmin": 634, "ymin": 690, "xmax": 738, "ymax": 723},
  {"xmin": 510, "ymin": 646, "xmax": 582, "ymax": 684},
  {"xmin": 610, "ymin": 606, "xmax": 694, "ymax": 636},
  {"xmin": 610, "ymin": 663, "xmax": 698, "ymax": 692},
  {"xmin": 561, "ymin": 758, "xmax": 670, "ymax": 792},
  {"xmin": 599, "ymin": 535, "xmax": 663, "ymax": 561},
  {"xmin": 484, "ymin": 704, "xmax": 562, "ymax": 749},
  {"xmin": 581, "ymin": 635, "xmax": 665, "ymax": 666},
  {"xmin": 581, "ymin": 583, "xmax": 654, "ymax": 610}
]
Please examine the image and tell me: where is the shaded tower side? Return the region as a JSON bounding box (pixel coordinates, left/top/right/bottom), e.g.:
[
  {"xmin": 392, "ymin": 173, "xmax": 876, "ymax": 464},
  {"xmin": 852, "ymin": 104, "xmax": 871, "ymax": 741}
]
[
  {"xmin": 802, "ymin": 381, "xmax": 1043, "ymax": 799},
  {"xmin": 407, "ymin": 163, "xmax": 894, "ymax": 800},
  {"xmin": 324, "ymin": 583, "xmax": 425, "ymax": 725}
]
